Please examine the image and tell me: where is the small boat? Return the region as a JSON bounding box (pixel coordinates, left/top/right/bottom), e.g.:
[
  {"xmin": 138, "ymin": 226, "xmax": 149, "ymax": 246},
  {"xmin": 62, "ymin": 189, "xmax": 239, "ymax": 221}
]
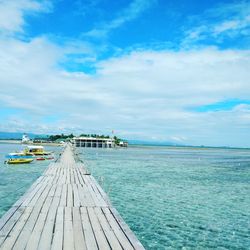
[
  {"xmin": 24, "ymin": 146, "xmax": 52, "ymax": 156},
  {"xmin": 45, "ymin": 157, "xmax": 54, "ymax": 160},
  {"xmin": 5, "ymin": 153, "xmax": 34, "ymax": 164},
  {"xmin": 6, "ymin": 158, "xmax": 34, "ymax": 164},
  {"xmin": 36, "ymin": 157, "xmax": 46, "ymax": 161}
]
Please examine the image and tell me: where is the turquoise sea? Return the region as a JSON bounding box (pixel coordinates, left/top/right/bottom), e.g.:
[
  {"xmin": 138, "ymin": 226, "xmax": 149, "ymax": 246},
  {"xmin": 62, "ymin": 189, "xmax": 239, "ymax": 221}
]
[
  {"xmin": 77, "ymin": 146, "xmax": 250, "ymax": 250},
  {"xmin": 0, "ymin": 143, "xmax": 249, "ymax": 249},
  {"xmin": 0, "ymin": 143, "xmax": 61, "ymax": 218}
]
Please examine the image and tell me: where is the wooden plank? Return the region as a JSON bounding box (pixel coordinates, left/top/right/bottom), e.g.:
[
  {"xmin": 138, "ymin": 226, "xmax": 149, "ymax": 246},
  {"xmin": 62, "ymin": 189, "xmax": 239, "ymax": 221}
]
[
  {"xmin": 59, "ymin": 184, "xmax": 67, "ymax": 207},
  {"xmin": 110, "ymin": 207, "xmax": 145, "ymax": 250},
  {"xmin": 73, "ymin": 168, "xmax": 80, "ymax": 184},
  {"xmin": 0, "ymin": 206, "xmax": 21, "ymax": 231},
  {"xmin": 85, "ymin": 183, "xmax": 101, "ymax": 207},
  {"xmin": 11, "ymin": 184, "xmax": 55, "ymax": 250},
  {"xmin": 102, "ymin": 207, "xmax": 134, "ymax": 250},
  {"xmin": 94, "ymin": 207, "xmax": 123, "ymax": 250},
  {"xmin": 51, "ymin": 166, "xmax": 60, "ymax": 185},
  {"xmin": 87, "ymin": 207, "xmax": 111, "ymax": 250},
  {"xmin": 62, "ymin": 168, "xmax": 67, "ymax": 184},
  {"xmin": 25, "ymin": 185, "xmax": 57, "ymax": 250},
  {"xmin": 80, "ymin": 207, "xmax": 98, "ymax": 250},
  {"xmin": 88, "ymin": 180, "xmax": 106, "ymax": 204},
  {"xmin": 89, "ymin": 176, "xmax": 111, "ymax": 205},
  {"xmin": 66, "ymin": 168, "xmax": 70, "ymax": 184},
  {"xmin": 78, "ymin": 184, "xmax": 95, "ymax": 207},
  {"xmin": 0, "ymin": 176, "xmax": 45, "ymax": 231},
  {"xmin": 20, "ymin": 179, "xmax": 46, "ymax": 207},
  {"xmin": 51, "ymin": 207, "xmax": 64, "ymax": 250},
  {"xmin": 0, "ymin": 207, "xmax": 25, "ymax": 247},
  {"xmin": 37, "ymin": 184, "xmax": 63, "ymax": 250},
  {"xmin": 78, "ymin": 165, "xmax": 88, "ymax": 176},
  {"xmin": 56, "ymin": 167, "xmax": 63, "ymax": 185},
  {"xmin": 75, "ymin": 167, "xmax": 85, "ymax": 185},
  {"xmin": 67, "ymin": 184, "xmax": 73, "ymax": 207},
  {"xmin": 81, "ymin": 183, "xmax": 96, "ymax": 206},
  {"xmin": 0, "ymin": 207, "xmax": 33, "ymax": 250},
  {"xmin": 70, "ymin": 168, "xmax": 75, "ymax": 184},
  {"xmin": 63, "ymin": 207, "xmax": 74, "ymax": 250},
  {"xmin": 72, "ymin": 184, "xmax": 80, "ymax": 207},
  {"xmin": 72, "ymin": 207, "xmax": 87, "ymax": 250},
  {"xmin": 25, "ymin": 181, "xmax": 49, "ymax": 207},
  {"xmin": 13, "ymin": 175, "xmax": 45, "ymax": 207},
  {"xmin": 84, "ymin": 176, "xmax": 108, "ymax": 207}
]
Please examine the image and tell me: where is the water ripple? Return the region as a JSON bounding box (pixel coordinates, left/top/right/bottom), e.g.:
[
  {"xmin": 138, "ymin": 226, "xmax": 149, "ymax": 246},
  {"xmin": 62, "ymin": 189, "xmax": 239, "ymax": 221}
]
[{"xmin": 80, "ymin": 146, "xmax": 250, "ymax": 250}]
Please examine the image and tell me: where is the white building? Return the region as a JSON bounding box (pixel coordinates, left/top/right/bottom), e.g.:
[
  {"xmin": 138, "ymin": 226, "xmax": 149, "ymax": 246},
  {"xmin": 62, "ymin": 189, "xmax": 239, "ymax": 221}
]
[
  {"xmin": 73, "ymin": 137, "xmax": 115, "ymax": 148},
  {"xmin": 22, "ymin": 134, "xmax": 30, "ymax": 143}
]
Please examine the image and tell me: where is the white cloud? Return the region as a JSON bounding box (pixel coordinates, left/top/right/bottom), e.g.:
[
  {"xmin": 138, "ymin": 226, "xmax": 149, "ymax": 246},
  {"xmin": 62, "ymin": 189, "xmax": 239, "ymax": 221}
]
[
  {"xmin": 0, "ymin": 0, "xmax": 249, "ymax": 147},
  {"xmin": 85, "ymin": 0, "xmax": 156, "ymax": 37},
  {"xmin": 184, "ymin": 1, "xmax": 250, "ymax": 46},
  {"xmin": 0, "ymin": 0, "xmax": 51, "ymax": 35},
  {"xmin": 0, "ymin": 37, "xmax": 250, "ymax": 146}
]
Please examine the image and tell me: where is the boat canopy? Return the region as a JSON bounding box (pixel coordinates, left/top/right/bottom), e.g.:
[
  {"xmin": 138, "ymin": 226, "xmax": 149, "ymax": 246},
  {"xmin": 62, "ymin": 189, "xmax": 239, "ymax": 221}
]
[
  {"xmin": 25, "ymin": 145, "xmax": 44, "ymax": 149},
  {"xmin": 8, "ymin": 153, "xmax": 24, "ymax": 156}
]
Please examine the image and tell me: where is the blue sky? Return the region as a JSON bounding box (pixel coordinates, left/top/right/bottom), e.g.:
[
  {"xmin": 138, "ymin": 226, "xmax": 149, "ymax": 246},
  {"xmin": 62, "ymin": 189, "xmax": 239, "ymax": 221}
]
[{"xmin": 0, "ymin": 0, "xmax": 250, "ymax": 147}]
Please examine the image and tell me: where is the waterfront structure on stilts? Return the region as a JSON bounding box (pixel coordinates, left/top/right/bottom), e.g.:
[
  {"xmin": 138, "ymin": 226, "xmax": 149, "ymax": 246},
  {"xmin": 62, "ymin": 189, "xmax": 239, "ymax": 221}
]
[{"xmin": 73, "ymin": 136, "xmax": 115, "ymax": 148}]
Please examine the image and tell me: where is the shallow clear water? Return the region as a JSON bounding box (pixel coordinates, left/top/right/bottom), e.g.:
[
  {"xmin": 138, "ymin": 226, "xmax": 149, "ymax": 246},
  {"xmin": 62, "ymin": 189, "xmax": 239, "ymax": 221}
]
[
  {"xmin": 0, "ymin": 143, "xmax": 61, "ymax": 218},
  {"xmin": 78, "ymin": 146, "xmax": 250, "ymax": 250}
]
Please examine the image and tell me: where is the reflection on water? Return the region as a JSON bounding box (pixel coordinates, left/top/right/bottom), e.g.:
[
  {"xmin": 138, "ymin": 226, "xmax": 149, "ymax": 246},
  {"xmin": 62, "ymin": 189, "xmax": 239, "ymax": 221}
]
[{"xmin": 78, "ymin": 146, "xmax": 250, "ymax": 250}]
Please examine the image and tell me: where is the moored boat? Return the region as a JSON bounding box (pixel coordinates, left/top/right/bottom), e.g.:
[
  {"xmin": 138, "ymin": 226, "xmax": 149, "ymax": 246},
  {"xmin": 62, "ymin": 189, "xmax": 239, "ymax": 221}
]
[
  {"xmin": 45, "ymin": 156, "xmax": 54, "ymax": 160},
  {"xmin": 5, "ymin": 153, "xmax": 34, "ymax": 164},
  {"xmin": 6, "ymin": 158, "xmax": 34, "ymax": 164},
  {"xmin": 24, "ymin": 146, "xmax": 52, "ymax": 156},
  {"xmin": 36, "ymin": 157, "xmax": 46, "ymax": 161}
]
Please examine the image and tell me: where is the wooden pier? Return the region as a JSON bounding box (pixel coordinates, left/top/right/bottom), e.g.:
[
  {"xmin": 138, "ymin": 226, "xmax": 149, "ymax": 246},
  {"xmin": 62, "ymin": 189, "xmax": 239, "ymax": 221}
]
[{"xmin": 0, "ymin": 145, "xmax": 144, "ymax": 250}]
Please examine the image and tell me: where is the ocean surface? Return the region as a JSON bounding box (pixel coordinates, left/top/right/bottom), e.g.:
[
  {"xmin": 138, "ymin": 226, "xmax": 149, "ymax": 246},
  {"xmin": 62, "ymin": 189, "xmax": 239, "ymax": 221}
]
[
  {"xmin": 0, "ymin": 143, "xmax": 61, "ymax": 218},
  {"xmin": 77, "ymin": 146, "xmax": 250, "ymax": 250},
  {"xmin": 0, "ymin": 143, "xmax": 249, "ymax": 249}
]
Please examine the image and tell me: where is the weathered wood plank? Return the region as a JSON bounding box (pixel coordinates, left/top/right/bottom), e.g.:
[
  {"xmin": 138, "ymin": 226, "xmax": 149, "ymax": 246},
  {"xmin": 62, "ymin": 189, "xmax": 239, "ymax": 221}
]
[
  {"xmin": 0, "ymin": 207, "xmax": 33, "ymax": 250},
  {"xmin": 51, "ymin": 207, "xmax": 64, "ymax": 250},
  {"xmin": 12, "ymin": 184, "xmax": 55, "ymax": 250},
  {"xmin": 72, "ymin": 184, "xmax": 80, "ymax": 207},
  {"xmin": 72, "ymin": 207, "xmax": 87, "ymax": 250},
  {"xmin": 37, "ymin": 184, "xmax": 62, "ymax": 250},
  {"xmin": 59, "ymin": 184, "xmax": 67, "ymax": 207},
  {"xmin": 25, "ymin": 185, "xmax": 57, "ymax": 250},
  {"xmin": 78, "ymin": 184, "xmax": 95, "ymax": 207},
  {"xmin": 0, "ymin": 207, "xmax": 25, "ymax": 247},
  {"xmin": 87, "ymin": 207, "xmax": 111, "ymax": 250},
  {"xmin": 84, "ymin": 176, "xmax": 108, "ymax": 207},
  {"xmin": 80, "ymin": 207, "xmax": 98, "ymax": 250},
  {"xmin": 94, "ymin": 207, "xmax": 123, "ymax": 250},
  {"xmin": 63, "ymin": 207, "xmax": 74, "ymax": 250},
  {"xmin": 67, "ymin": 184, "xmax": 73, "ymax": 207},
  {"xmin": 102, "ymin": 207, "xmax": 134, "ymax": 250},
  {"xmin": 110, "ymin": 207, "xmax": 145, "ymax": 250}
]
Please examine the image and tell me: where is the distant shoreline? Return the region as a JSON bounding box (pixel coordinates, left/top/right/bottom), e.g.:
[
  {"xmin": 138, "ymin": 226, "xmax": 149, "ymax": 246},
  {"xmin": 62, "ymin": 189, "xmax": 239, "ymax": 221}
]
[
  {"xmin": 128, "ymin": 143, "xmax": 250, "ymax": 150},
  {"xmin": 0, "ymin": 140, "xmax": 21, "ymax": 144},
  {"xmin": 0, "ymin": 140, "xmax": 62, "ymax": 147},
  {"xmin": 0, "ymin": 139, "xmax": 249, "ymax": 150}
]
